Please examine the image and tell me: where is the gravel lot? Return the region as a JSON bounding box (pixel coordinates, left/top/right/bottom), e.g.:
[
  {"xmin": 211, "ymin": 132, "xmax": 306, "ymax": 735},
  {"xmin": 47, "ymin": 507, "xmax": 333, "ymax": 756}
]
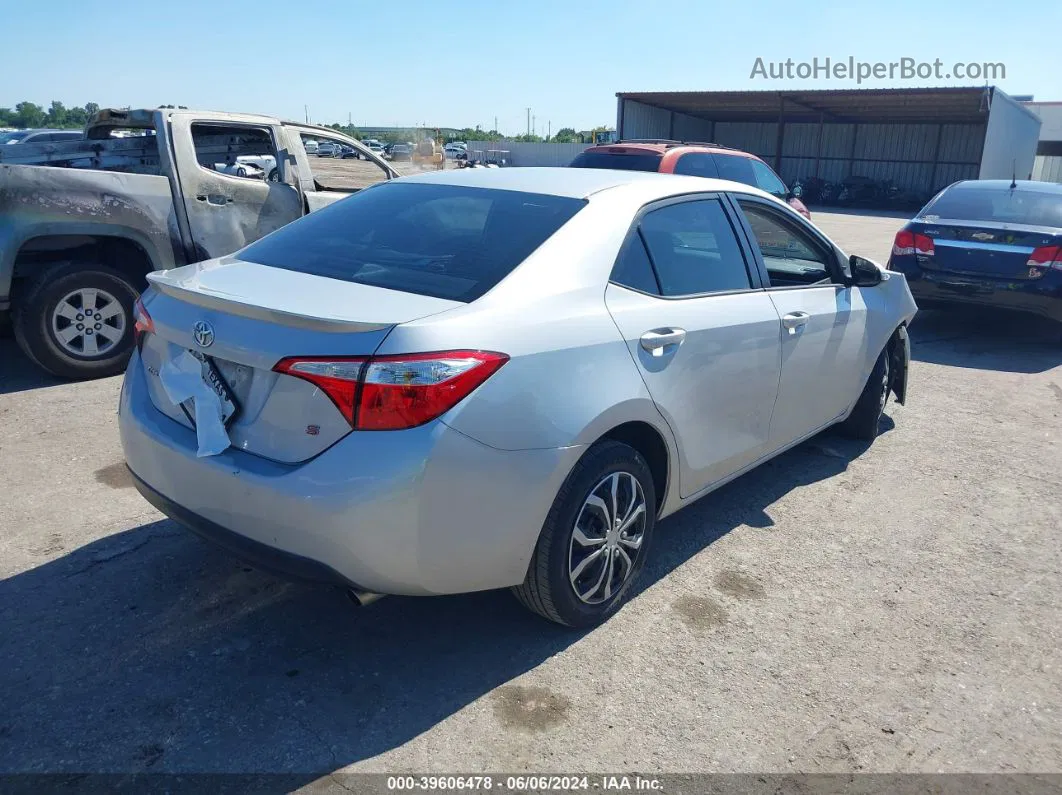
[{"xmin": 0, "ymin": 208, "xmax": 1059, "ymax": 782}]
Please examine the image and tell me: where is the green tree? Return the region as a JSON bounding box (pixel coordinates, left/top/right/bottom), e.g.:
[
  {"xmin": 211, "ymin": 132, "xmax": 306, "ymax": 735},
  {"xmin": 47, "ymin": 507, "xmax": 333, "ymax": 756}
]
[
  {"xmin": 46, "ymin": 100, "xmax": 67, "ymax": 127},
  {"xmin": 66, "ymin": 106, "xmax": 88, "ymax": 127},
  {"xmin": 552, "ymin": 127, "xmax": 578, "ymax": 143},
  {"xmin": 14, "ymin": 102, "xmax": 45, "ymax": 128},
  {"xmin": 84, "ymin": 102, "xmax": 100, "ymax": 118},
  {"xmin": 512, "ymin": 133, "xmax": 544, "ymax": 143},
  {"xmin": 0, "ymin": 107, "xmax": 13, "ymax": 126}
]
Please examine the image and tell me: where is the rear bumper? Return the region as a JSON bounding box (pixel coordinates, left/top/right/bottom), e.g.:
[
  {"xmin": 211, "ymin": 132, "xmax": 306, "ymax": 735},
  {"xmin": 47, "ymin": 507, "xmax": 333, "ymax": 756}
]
[
  {"xmin": 131, "ymin": 469, "xmax": 362, "ymax": 588},
  {"xmin": 893, "ymin": 262, "xmax": 1062, "ymax": 323},
  {"xmin": 119, "ymin": 351, "xmax": 584, "ymax": 596}
]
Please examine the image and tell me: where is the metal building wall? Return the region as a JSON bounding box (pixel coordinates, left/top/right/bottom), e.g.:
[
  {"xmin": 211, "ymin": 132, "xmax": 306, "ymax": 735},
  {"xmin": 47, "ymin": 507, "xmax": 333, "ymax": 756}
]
[
  {"xmin": 1033, "ymin": 156, "xmax": 1062, "ymax": 183},
  {"xmin": 671, "ymin": 112, "xmax": 713, "ymax": 141},
  {"xmin": 618, "ymin": 100, "xmax": 670, "ymax": 139},
  {"xmin": 464, "ymin": 141, "xmax": 590, "ymax": 167},
  {"xmin": 712, "ymin": 122, "xmax": 777, "ymax": 159},
  {"xmin": 618, "ymin": 98, "xmax": 988, "ymax": 193}
]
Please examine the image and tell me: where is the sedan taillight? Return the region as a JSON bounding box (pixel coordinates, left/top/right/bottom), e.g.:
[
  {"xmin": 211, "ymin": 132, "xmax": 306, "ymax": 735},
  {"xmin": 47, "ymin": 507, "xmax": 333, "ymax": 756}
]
[
  {"xmin": 892, "ymin": 230, "xmax": 914, "ymax": 256},
  {"xmin": 1028, "ymin": 245, "xmax": 1062, "ymax": 271},
  {"xmin": 133, "ymin": 296, "xmax": 154, "ymax": 349},
  {"xmin": 892, "ymin": 230, "xmax": 934, "ymax": 257},
  {"xmin": 273, "ymin": 350, "xmax": 508, "ymax": 430}
]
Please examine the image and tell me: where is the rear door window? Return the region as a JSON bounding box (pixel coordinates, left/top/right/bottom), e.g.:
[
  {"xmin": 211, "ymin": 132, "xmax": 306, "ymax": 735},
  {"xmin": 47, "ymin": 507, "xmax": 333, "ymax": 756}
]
[
  {"xmin": 610, "ymin": 232, "xmax": 660, "ymax": 294},
  {"xmin": 673, "ymin": 153, "xmax": 719, "ymax": 178},
  {"xmin": 637, "ymin": 200, "xmax": 752, "ymax": 296},
  {"xmin": 712, "ymin": 154, "xmax": 757, "ymax": 187},
  {"xmin": 239, "ymin": 182, "xmax": 585, "ymax": 302},
  {"xmin": 192, "ymin": 123, "xmax": 277, "ymax": 182}
]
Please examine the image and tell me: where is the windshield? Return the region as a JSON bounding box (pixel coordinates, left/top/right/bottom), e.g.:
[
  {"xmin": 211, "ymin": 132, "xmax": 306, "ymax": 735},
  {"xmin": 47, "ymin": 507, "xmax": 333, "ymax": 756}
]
[
  {"xmin": 920, "ymin": 186, "xmax": 1062, "ymax": 228},
  {"xmin": 569, "ymin": 151, "xmax": 662, "ymax": 172},
  {"xmin": 0, "ymin": 130, "xmax": 32, "ymax": 144},
  {"xmin": 239, "ymin": 182, "xmax": 586, "ymax": 302}
]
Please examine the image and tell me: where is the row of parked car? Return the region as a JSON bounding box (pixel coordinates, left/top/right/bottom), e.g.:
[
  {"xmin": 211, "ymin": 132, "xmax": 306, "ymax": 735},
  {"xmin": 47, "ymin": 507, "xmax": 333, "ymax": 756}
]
[{"xmin": 0, "ymin": 128, "xmax": 83, "ymax": 145}]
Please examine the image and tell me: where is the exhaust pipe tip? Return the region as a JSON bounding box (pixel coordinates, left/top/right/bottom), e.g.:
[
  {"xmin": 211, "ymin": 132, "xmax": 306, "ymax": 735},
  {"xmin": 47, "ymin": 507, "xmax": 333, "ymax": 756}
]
[{"xmin": 347, "ymin": 588, "xmax": 385, "ymax": 608}]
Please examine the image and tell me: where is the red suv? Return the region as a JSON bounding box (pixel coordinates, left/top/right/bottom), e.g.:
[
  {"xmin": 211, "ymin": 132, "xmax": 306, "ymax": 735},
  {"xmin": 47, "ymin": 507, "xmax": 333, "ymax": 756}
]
[{"xmin": 570, "ymin": 140, "xmax": 811, "ymax": 219}]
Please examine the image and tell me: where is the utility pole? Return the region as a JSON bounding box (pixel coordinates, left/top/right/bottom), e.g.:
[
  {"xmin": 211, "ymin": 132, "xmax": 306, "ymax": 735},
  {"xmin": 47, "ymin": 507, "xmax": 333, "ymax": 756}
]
[
  {"xmin": 526, "ymin": 107, "xmax": 530, "ymax": 137},
  {"xmin": 548, "ymin": 120, "xmax": 551, "ymax": 141},
  {"xmin": 532, "ymin": 115, "xmax": 536, "ymax": 137},
  {"xmin": 304, "ymin": 105, "xmax": 309, "ymax": 123},
  {"xmin": 494, "ymin": 116, "xmax": 497, "ymax": 135}
]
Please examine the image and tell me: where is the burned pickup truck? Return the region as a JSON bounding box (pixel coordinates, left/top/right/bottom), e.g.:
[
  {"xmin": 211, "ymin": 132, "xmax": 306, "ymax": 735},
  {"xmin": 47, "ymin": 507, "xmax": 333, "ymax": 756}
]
[{"xmin": 0, "ymin": 107, "xmax": 397, "ymax": 379}]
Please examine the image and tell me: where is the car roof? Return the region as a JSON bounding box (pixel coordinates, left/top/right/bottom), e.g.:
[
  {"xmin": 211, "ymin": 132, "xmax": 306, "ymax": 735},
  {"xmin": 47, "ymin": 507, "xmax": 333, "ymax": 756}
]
[
  {"xmin": 950, "ymin": 180, "xmax": 1062, "ymax": 195},
  {"xmin": 582, "ymin": 142, "xmax": 757, "ymax": 159},
  {"xmin": 396, "ymin": 165, "xmax": 777, "ymax": 202}
]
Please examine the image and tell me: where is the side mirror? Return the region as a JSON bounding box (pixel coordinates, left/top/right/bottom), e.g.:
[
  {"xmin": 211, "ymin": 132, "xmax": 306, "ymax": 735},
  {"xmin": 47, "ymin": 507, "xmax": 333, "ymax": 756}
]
[{"xmin": 848, "ymin": 255, "xmax": 883, "ymax": 287}]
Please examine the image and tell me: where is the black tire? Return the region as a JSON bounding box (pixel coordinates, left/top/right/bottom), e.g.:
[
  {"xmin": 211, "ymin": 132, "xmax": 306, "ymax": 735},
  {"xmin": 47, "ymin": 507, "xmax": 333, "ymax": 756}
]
[
  {"xmin": 12, "ymin": 261, "xmax": 140, "ymax": 380},
  {"xmin": 267, "ymin": 168, "xmax": 279, "ymax": 182},
  {"xmin": 512, "ymin": 440, "xmax": 657, "ymax": 627},
  {"xmin": 839, "ymin": 347, "xmax": 891, "ymax": 441}
]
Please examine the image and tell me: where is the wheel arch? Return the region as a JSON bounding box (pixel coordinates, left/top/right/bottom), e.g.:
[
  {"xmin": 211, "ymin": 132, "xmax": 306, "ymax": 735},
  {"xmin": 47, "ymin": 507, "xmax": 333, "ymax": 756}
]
[
  {"xmin": 592, "ymin": 419, "xmax": 675, "ymax": 516},
  {"xmin": 5, "ymin": 225, "xmax": 171, "ymax": 305}
]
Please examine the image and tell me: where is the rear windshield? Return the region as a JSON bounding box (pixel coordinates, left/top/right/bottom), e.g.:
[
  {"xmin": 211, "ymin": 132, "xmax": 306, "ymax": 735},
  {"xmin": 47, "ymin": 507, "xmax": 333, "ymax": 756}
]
[
  {"xmin": 570, "ymin": 151, "xmax": 662, "ymax": 172},
  {"xmin": 239, "ymin": 182, "xmax": 586, "ymax": 302},
  {"xmin": 921, "ymin": 186, "xmax": 1062, "ymax": 228}
]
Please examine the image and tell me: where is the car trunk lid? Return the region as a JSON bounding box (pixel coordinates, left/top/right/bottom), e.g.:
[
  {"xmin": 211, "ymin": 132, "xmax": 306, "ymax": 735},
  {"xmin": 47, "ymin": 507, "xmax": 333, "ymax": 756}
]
[
  {"xmin": 912, "ymin": 219, "xmax": 1061, "ymax": 280},
  {"xmin": 139, "ymin": 257, "xmax": 461, "ymax": 463}
]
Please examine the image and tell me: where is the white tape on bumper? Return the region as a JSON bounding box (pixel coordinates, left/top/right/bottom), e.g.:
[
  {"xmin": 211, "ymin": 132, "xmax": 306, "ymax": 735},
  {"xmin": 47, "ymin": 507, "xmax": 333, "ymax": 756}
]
[{"xmin": 159, "ymin": 350, "xmax": 232, "ymax": 457}]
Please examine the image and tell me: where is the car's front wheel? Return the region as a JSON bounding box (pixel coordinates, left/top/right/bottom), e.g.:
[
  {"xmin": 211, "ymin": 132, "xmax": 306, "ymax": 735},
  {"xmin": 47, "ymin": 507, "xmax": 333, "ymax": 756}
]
[
  {"xmin": 513, "ymin": 441, "xmax": 656, "ymax": 627},
  {"xmin": 840, "ymin": 347, "xmax": 891, "ymax": 440}
]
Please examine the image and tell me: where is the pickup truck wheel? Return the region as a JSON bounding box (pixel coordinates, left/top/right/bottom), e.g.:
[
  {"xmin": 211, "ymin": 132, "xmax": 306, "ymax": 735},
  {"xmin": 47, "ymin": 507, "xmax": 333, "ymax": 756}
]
[
  {"xmin": 512, "ymin": 441, "xmax": 656, "ymax": 627},
  {"xmin": 13, "ymin": 261, "xmax": 140, "ymax": 380}
]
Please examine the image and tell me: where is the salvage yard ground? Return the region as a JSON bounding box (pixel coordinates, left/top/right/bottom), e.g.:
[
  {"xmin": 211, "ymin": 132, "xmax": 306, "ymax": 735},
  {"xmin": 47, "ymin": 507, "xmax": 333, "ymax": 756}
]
[{"xmin": 0, "ymin": 210, "xmax": 1059, "ymax": 778}]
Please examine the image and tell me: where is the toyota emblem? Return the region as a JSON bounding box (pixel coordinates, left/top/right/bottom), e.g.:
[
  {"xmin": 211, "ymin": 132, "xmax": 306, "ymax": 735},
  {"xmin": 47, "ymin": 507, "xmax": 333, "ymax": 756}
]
[{"xmin": 192, "ymin": 320, "xmax": 215, "ymax": 348}]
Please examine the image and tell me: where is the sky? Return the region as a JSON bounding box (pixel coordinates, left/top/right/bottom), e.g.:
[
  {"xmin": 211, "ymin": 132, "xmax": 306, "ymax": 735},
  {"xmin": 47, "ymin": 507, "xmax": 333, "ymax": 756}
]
[{"xmin": 4, "ymin": 0, "xmax": 1061, "ymax": 135}]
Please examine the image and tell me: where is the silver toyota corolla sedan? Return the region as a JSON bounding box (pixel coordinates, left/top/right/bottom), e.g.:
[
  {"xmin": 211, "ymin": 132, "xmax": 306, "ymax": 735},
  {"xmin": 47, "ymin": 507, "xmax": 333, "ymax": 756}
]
[{"xmin": 120, "ymin": 167, "xmax": 916, "ymax": 626}]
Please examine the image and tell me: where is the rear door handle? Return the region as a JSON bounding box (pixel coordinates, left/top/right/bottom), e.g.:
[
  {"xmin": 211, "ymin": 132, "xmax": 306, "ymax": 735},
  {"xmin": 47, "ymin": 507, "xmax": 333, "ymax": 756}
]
[
  {"xmin": 639, "ymin": 327, "xmax": 686, "ymax": 357},
  {"xmin": 781, "ymin": 312, "xmax": 810, "ymax": 335},
  {"xmin": 196, "ymin": 194, "xmax": 233, "ymax": 205}
]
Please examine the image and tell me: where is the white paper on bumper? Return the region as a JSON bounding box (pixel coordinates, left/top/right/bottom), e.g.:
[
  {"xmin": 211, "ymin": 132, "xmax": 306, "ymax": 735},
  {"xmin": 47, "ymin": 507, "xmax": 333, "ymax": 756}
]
[{"xmin": 159, "ymin": 350, "xmax": 231, "ymax": 457}]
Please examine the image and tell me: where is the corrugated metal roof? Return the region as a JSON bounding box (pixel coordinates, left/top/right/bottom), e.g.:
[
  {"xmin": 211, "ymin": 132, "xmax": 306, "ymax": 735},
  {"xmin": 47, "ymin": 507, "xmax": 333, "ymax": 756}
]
[{"xmin": 616, "ymin": 87, "xmax": 997, "ymax": 124}]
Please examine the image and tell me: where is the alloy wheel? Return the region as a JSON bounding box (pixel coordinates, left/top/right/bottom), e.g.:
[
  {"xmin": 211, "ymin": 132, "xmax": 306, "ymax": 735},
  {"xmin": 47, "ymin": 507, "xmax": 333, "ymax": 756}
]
[
  {"xmin": 568, "ymin": 471, "xmax": 647, "ymax": 604},
  {"xmin": 50, "ymin": 287, "xmax": 126, "ymax": 358}
]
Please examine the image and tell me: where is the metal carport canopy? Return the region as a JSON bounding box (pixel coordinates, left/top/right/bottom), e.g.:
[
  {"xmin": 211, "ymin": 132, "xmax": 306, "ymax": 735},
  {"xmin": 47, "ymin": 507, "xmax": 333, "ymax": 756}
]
[{"xmin": 616, "ymin": 87, "xmax": 992, "ymax": 124}]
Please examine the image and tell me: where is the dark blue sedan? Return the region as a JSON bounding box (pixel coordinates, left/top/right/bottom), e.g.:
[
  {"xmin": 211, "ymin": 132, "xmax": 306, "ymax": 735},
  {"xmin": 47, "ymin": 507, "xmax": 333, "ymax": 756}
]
[{"xmin": 887, "ymin": 180, "xmax": 1062, "ymax": 325}]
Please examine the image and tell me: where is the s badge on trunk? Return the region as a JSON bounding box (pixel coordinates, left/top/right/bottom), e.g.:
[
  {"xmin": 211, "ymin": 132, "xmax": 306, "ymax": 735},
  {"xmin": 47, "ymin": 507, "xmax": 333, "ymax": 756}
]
[{"xmin": 192, "ymin": 321, "xmax": 215, "ymax": 348}]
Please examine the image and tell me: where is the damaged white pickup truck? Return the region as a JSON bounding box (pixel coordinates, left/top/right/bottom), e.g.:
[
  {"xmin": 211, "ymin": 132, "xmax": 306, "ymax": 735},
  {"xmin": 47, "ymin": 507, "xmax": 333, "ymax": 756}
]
[{"xmin": 0, "ymin": 107, "xmax": 397, "ymax": 378}]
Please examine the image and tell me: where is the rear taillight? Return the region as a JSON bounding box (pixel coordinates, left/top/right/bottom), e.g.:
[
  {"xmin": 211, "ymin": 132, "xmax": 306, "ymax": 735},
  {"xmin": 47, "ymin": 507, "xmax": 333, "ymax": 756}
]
[
  {"xmin": 273, "ymin": 358, "xmax": 366, "ymax": 423},
  {"xmin": 892, "ymin": 230, "xmax": 914, "ymax": 256},
  {"xmin": 273, "ymin": 350, "xmax": 508, "ymax": 431},
  {"xmin": 891, "ymin": 230, "xmax": 934, "ymax": 257},
  {"xmin": 133, "ymin": 297, "xmax": 154, "ymax": 349},
  {"xmin": 1027, "ymin": 245, "xmax": 1062, "ymax": 271}
]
